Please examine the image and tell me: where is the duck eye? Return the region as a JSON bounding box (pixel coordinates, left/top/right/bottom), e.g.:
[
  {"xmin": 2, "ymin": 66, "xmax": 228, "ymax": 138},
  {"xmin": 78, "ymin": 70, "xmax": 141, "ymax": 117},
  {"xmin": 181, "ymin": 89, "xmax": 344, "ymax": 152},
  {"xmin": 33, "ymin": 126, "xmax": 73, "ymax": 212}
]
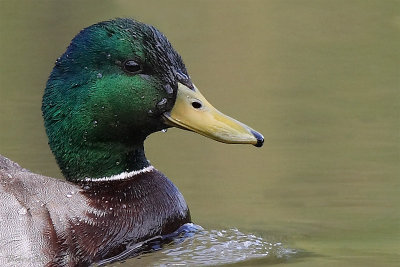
[{"xmin": 123, "ymin": 60, "xmax": 142, "ymax": 74}]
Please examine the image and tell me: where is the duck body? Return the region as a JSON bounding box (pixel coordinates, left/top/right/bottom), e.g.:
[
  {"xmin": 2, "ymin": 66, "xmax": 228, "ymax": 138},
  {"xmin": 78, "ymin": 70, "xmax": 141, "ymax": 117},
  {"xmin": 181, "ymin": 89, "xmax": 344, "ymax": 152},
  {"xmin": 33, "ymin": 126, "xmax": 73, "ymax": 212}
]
[
  {"xmin": 0, "ymin": 18, "xmax": 263, "ymax": 266},
  {"xmin": 0, "ymin": 155, "xmax": 189, "ymax": 266}
]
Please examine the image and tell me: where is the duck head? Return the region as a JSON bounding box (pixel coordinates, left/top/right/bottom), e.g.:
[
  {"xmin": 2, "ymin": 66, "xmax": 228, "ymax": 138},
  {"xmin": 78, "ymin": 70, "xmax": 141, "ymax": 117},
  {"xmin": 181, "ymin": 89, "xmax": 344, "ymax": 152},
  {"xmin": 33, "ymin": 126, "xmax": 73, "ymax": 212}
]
[{"xmin": 42, "ymin": 18, "xmax": 263, "ymax": 181}]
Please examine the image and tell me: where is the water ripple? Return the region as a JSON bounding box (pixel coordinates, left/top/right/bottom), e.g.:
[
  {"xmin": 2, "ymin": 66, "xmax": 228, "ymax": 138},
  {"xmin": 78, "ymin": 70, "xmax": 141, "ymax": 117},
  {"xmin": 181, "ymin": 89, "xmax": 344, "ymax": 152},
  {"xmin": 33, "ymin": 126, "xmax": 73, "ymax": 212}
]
[{"xmin": 103, "ymin": 223, "xmax": 297, "ymax": 266}]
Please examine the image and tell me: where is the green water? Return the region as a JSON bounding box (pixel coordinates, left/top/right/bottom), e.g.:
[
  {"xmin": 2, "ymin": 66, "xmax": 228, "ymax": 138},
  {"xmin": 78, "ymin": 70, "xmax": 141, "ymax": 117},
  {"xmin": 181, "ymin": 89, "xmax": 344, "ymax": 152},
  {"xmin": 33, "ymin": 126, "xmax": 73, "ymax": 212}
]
[{"xmin": 0, "ymin": 0, "xmax": 399, "ymax": 266}]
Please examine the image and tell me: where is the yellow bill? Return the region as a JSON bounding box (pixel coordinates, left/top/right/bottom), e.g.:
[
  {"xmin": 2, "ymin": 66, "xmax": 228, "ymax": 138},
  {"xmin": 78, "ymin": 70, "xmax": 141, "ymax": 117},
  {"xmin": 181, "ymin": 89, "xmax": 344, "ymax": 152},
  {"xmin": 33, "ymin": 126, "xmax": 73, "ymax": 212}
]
[{"xmin": 163, "ymin": 83, "xmax": 264, "ymax": 147}]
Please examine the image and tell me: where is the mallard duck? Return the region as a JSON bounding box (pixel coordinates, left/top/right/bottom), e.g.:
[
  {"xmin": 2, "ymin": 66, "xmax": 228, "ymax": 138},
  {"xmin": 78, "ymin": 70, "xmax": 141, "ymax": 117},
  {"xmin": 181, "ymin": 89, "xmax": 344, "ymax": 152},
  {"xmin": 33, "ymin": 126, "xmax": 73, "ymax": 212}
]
[{"xmin": 0, "ymin": 18, "xmax": 263, "ymax": 266}]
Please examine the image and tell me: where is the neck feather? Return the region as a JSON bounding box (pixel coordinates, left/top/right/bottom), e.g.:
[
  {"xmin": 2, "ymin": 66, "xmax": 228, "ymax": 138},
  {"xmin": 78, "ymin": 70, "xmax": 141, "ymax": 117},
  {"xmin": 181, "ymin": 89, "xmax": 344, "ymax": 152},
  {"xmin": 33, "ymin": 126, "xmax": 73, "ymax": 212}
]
[{"xmin": 52, "ymin": 139, "xmax": 150, "ymax": 182}]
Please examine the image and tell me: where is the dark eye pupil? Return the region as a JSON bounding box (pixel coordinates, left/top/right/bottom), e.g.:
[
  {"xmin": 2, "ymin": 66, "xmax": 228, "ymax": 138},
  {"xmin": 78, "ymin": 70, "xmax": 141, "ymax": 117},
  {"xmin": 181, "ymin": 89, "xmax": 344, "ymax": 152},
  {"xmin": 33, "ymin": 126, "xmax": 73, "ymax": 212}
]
[{"xmin": 124, "ymin": 60, "xmax": 142, "ymax": 74}]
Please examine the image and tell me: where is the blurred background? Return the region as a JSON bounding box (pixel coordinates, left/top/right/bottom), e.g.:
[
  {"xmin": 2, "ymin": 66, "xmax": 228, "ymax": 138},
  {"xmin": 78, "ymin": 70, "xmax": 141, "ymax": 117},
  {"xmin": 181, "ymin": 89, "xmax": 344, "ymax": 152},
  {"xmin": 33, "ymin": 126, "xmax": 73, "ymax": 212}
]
[{"xmin": 0, "ymin": 0, "xmax": 398, "ymax": 266}]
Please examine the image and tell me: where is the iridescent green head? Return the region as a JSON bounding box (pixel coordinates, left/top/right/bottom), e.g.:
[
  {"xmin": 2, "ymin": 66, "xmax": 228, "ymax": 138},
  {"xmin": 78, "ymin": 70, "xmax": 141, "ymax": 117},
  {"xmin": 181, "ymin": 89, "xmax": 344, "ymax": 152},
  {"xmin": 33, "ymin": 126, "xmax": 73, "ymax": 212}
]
[
  {"xmin": 43, "ymin": 18, "xmax": 263, "ymax": 181},
  {"xmin": 43, "ymin": 18, "xmax": 190, "ymax": 180}
]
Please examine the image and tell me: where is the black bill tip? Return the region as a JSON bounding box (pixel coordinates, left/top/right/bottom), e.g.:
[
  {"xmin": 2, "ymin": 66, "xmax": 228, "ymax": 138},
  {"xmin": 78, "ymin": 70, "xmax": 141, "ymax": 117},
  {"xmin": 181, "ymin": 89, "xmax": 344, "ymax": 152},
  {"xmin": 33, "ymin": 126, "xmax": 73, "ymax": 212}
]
[{"xmin": 251, "ymin": 130, "xmax": 264, "ymax": 147}]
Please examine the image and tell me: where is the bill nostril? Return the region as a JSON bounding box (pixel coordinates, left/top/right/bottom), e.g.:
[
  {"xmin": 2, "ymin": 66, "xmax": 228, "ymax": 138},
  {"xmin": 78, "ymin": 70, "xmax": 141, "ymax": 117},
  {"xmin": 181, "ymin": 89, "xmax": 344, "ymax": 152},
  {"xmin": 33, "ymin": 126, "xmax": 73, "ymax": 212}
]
[{"xmin": 191, "ymin": 101, "xmax": 202, "ymax": 109}]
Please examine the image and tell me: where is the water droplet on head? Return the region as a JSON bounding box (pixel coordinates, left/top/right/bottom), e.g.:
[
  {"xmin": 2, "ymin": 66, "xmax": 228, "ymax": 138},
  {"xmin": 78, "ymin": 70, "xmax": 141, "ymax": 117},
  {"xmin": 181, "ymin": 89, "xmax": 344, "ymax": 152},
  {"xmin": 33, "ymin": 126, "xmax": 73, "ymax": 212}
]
[
  {"xmin": 97, "ymin": 73, "xmax": 103, "ymax": 79},
  {"xmin": 157, "ymin": 98, "xmax": 168, "ymax": 110},
  {"xmin": 66, "ymin": 193, "xmax": 72, "ymax": 198},
  {"xmin": 93, "ymin": 120, "xmax": 98, "ymax": 127},
  {"xmin": 116, "ymin": 161, "xmax": 120, "ymax": 165},
  {"xmin": 106, "ymin": 53, "xmax": 111, "ymax": 59},
  {"xmin": 164, "ymin": 84, "xmax": 173, "ymax": 95},
  {"xmin": 83, "ymin": 130, "xmax": 88, "ymax": 141},
  {"xmin": 161, "ymin": 129, "xmax": 168, "ymax": 133}
]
